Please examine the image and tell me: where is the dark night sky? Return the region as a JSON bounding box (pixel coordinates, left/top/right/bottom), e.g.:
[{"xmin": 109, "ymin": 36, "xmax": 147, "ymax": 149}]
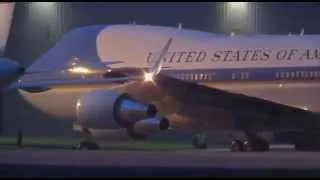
[{"xmin": 2, "ymin": 2, "xmax": 320, "ymax": 137}]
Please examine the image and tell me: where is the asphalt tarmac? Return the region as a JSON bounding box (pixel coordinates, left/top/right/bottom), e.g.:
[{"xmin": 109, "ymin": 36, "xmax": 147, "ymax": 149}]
[{"xmin": 1, "ymin": 145, "xmax": 320, "ymax": 177}]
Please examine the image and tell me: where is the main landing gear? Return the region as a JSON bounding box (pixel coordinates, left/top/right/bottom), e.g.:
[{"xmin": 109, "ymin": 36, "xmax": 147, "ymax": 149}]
[
  {"xmin": 76, "ymin": 128, "xmax": 100, "ymax": 150},
  {"xmin": 192, "ymin": 132, "xmax": 209, "ymax": 149},
  {"xmin": 230, "ymin": 134, "xmax": 270, "ymax": 152},
  {"xmin": 191, "ymin": 131, "xmax": 270, "ymax": 152}
]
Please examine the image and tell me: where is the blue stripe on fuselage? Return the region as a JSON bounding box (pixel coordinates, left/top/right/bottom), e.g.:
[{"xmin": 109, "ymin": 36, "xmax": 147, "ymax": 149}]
[{"xmin": 162, "ymin": 66, "xmax": 320, "ymax": 82}]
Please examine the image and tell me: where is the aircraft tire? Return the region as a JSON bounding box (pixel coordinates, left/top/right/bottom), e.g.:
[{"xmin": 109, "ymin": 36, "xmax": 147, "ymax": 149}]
[
  {"xmin": 243, "ymin": 137, "xmax": 269, "ymax": 152},
  {"xmin": 77, "ymin": 140, "xmax": 100, "ymax": 150},
  {"xmin": 192, "ymin": 133, "xmax": 208, "ymax": 149},
  {"xmin": 230, "ymin": 139, "xmax": 244, "ymax": 152}
]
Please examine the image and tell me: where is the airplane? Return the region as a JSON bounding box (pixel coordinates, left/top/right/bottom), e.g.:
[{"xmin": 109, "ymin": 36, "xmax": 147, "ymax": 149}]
[{"xmin": 5, "ymin": 23, "xmax": 320, "ymax": 152}]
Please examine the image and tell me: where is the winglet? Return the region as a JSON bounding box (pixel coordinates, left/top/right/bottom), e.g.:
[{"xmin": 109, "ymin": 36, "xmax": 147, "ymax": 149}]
[{"xmin": 149, "ymin": 37, "xmax": 173, "ymax": 75}]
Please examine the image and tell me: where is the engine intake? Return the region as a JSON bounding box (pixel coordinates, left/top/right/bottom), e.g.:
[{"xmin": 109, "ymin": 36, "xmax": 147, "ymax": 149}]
[{"xmin": 76, "ymin": 89, "xmax": 157, "ymax": 129}]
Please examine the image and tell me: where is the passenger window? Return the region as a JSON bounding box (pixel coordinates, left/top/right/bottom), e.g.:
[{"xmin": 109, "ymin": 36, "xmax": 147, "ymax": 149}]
[
  {"xmin": 232, "ymin": 73, "xmax": 236, "ymax": 80},
  {"xmin": 280, "ymin": 72, "xmax": 284, "ymax": 78},
  {"xmin": 204, "ymin": 74, "xmax": 208, "ymax": 80},
  {"xmin": 286, "ymin": 72, "xmax": 290, "ymax": 78}
]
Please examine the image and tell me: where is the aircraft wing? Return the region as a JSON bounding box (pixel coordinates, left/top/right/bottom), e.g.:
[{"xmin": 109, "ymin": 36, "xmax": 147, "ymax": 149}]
[{"xmin": 149, "ymin": 74, "xmax": 320, "ymax": 132}]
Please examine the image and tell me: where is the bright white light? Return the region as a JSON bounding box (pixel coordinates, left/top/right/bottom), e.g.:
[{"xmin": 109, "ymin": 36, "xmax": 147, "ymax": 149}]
[
  {"xmin": 228, "ymin": 2, "xmax": 247, "ymax": 9},
  {"xmin": 35, "ymin": 2, "xmax": 54, "ymax": 7},
  {"xmin": 299, "ymin": 106, "xmax": 309, "ymax": 111},
  {"xmin": 76, "ymin": 101, "xmax": 81, "ymax": 109},
  {"xmin": 227, "ymin": 2, "xmax": 248, "ymax": 16},
  {"xmin": 144, "ymin": 72, "xmax": 154, "ymax": 82},
  {"xmin": 226, "ymin": 2, "xmax": 249, "ymax": 19},
  {"xmin": 68, "ymin": 67, "xmax": 91, "ymax": 74},
  {"xmin": 30, "ymin": 2, "xmax": 55, "ymax": 15},
  {"xmin": 294, "ymin": 105, "xmax": 309, "ymax": 111}
]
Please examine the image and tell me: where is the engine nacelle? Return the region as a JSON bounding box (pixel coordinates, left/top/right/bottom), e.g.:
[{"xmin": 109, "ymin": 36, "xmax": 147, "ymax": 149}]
[
  {"xmin": 128, "ymin": 116, "xmax": 170, "ymax": 139},
  {"xmin": 76, "ymin": 89, "xmax": 157, "ymax": 129}
]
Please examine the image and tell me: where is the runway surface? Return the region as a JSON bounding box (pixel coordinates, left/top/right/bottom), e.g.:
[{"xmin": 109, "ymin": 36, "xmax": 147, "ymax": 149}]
[{"xmin": 1, "ymin": 145, "xmax": 320, "ymax": 177}]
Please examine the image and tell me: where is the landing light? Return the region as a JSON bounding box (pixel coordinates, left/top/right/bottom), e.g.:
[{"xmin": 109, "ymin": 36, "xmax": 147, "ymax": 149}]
[
  {"xmin": 76, "ymin": 101, "xmax": 81, "ymax": 109},
  {"xmin": 144, "ymin": 72, "xmax": 154, "ymax": 82},
  {"xmin": 68, "ymin": 67, "xmax": 91, "ymax": 74}
]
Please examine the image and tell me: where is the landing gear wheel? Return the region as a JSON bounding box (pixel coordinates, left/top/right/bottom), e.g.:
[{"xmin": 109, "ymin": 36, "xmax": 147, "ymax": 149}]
[
  {"xmin": 192, "ymin": 133, "xmax": 208, "ymax": 149},
  {"xmin": 77, "ymin": 140, "xmax": 100, "ymax": 150},
  {"xmin": 230, "ymin": 139, "xmax": 244, "ymax": 152},
  {"xmin": 243, "ymin": 137, "xmax": 269, "ymax": 152}
]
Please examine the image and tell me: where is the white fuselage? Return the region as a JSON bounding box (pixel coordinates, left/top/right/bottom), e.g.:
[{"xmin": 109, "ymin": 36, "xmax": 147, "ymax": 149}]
[{"xmin": 20, "ymin": 24, "xmax": 320, "ymax": 123}]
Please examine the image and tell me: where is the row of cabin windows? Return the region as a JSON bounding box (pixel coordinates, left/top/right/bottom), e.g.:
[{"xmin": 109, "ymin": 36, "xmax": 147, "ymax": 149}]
[
  {"xmin": 164, "ymin": 70, "xmax": 320, "ymax": 82},
  {"xmin": 167, "ymin": 71, "xmax": 250, "ymax": 81},
  {"xmin": 276, "ymin": 71, "xmax": 320, "ymax": 79},
  {"xmin": 169, "ymin": 72, "xmax": 217, "ymax": 81}
]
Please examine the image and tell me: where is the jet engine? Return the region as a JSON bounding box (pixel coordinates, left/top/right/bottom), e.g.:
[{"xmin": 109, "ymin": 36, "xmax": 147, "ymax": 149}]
[
  {"xmin": 127, "ymin": 116, "xmax": 170, "ymax": 140},
  {"xmin": 76, "ymin": 89, "xmax": 157, "ymax": 129}
]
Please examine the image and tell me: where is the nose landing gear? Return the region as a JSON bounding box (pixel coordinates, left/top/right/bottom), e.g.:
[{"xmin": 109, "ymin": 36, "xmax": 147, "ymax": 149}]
[{"xmin": 76, "ymin": 128, "xmax": 100, "ymax": 150}]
